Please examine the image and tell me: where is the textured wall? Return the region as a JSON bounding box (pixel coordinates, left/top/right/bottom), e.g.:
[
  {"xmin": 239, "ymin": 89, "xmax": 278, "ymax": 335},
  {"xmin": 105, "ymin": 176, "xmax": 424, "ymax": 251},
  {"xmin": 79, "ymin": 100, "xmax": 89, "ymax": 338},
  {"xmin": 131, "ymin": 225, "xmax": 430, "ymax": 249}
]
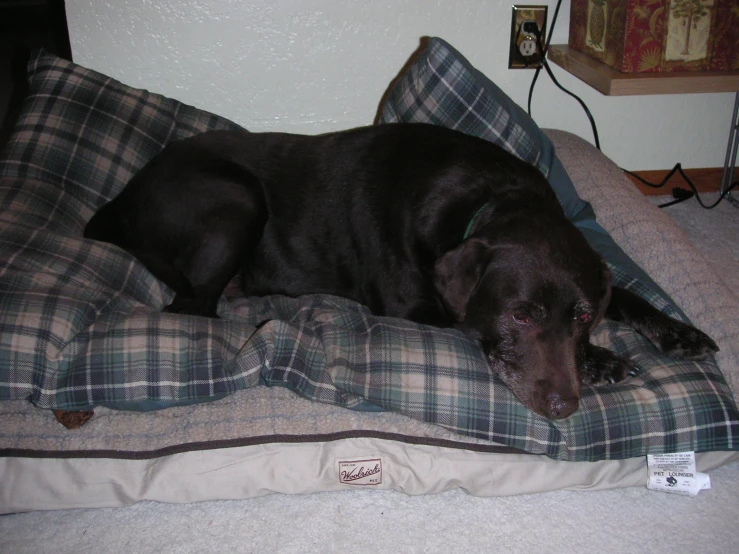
[{"xmin": 66, "ymin": 0, "xmax": 734, "ymax": 171}]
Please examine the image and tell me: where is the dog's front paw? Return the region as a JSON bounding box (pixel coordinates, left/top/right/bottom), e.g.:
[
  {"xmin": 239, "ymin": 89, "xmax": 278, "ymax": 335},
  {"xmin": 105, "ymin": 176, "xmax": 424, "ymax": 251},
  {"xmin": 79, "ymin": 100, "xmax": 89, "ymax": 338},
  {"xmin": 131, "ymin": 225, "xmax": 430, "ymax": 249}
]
[
  {"xmin": 652, "ymin": 320, "xmax": 719, "ymax": 360},
  {"xmin": 579, "ymin": 344, "xmax": 636, "ymax": 386},
  {"xmin": 606, "ymin": 287, "xmax": 718, "ymax": 361}
]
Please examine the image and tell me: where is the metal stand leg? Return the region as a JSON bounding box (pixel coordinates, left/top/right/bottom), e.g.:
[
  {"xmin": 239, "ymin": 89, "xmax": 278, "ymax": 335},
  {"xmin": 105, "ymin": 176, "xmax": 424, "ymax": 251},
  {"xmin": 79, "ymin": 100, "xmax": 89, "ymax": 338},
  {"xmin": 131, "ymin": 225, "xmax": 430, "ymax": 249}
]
[{"xmin": 720, "ymin": 92, "xmax": 739, "ymax": 206}]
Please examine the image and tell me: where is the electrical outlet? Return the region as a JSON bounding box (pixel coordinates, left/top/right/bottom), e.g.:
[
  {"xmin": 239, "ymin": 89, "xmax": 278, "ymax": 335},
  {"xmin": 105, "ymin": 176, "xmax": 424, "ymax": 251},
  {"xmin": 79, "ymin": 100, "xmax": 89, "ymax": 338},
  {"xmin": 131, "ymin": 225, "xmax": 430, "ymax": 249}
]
[{"xmin": 509, "ymin": 5, "xmax": 548, "ymax": 69}]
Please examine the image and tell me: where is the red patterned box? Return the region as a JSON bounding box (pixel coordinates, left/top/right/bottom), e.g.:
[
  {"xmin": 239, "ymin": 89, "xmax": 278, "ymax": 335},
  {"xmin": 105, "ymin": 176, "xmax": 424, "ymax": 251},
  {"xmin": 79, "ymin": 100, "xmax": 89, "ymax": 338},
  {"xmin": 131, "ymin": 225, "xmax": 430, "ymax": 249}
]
[{"xmin": 568, "ymin": 0, "xmax": 739, "ymax": 73}]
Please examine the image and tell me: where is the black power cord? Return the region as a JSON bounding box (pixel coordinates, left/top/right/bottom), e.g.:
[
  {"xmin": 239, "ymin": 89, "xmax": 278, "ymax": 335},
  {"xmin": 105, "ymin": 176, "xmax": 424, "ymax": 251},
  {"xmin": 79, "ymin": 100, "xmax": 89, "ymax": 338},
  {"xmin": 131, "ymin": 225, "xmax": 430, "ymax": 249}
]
[
  {"xmin": 526, "ymin": 0, "xmax": 736, "ymax": 209},
  {"xmin": 624, "ymin": 165, "xmax": 738, "ymax": 209},
  {"xmin": 527, "ymin": 0, "xmax": 601, "ymax": 150}
]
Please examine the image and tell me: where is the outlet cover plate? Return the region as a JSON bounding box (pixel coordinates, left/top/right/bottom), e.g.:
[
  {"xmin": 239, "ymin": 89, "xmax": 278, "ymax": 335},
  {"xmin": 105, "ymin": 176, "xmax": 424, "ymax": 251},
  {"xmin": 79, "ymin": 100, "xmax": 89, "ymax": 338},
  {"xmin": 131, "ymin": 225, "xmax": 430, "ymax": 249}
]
[{"xmin": 509, "ymin": 5, "xmax": 548, "ymax": 69}]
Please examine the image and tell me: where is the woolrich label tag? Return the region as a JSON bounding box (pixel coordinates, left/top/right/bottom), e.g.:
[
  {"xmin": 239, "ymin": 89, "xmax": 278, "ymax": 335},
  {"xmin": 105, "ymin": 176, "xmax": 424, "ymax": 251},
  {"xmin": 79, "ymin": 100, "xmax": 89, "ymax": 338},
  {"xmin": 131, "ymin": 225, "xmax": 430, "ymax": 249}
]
[{"xmin": 338, "ymin": 458, "xmax": 382, "ymax": 486}]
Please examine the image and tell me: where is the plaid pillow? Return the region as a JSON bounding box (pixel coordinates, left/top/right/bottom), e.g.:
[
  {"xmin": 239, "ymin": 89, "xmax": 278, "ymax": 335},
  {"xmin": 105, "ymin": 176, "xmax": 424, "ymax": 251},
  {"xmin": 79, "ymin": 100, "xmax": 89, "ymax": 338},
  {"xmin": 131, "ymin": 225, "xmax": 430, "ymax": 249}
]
[
  {"xmin": 0, "ymin": 51, "xmax": 737, "ymax": 461},
  {"xmin": 0, "ymin": 51, "xmax": 243, "ymax": 219},
  {"xmin": 381, "ymin": 39, "xmax": 550, "ymax": 172},
  {"xmin": 378, "ymin": 37, "xmax": 686, "ymax": 320}
]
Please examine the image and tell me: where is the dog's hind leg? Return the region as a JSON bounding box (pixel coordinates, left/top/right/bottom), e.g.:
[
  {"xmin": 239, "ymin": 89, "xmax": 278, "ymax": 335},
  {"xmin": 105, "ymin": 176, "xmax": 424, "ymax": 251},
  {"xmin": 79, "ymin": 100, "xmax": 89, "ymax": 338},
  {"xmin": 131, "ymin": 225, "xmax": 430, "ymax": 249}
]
[
  {"xmin": 127, "ymin": 249, "xmax": 195, "ymax": 298},
  {"xmin": 164, "ymin": 205, "xmax": 267, "ymax": 318}
]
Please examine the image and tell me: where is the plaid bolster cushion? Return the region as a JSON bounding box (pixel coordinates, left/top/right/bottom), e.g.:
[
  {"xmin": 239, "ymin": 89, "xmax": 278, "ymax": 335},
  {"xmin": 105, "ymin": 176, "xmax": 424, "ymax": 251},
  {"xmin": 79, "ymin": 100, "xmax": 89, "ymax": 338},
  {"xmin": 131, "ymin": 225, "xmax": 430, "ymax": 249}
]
[
  {"xmin": 378, "ymin": 37, "xmax": 689, "ymax": 318},
  {"xmin": 379, "ymin": 38, "xmax": 552, "ymax": 178},
  {"xmin": 0, "ymin": 50, "xmax": 737, "ymax": 461}
]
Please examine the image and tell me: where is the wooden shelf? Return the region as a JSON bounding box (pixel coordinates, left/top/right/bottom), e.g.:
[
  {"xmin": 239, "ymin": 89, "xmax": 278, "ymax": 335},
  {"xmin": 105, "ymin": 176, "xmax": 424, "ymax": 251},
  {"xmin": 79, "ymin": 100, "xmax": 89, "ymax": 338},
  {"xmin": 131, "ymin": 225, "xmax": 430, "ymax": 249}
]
[{"xmin": 547, "ymin": 45, "xmax": 739, "ymax": 96}]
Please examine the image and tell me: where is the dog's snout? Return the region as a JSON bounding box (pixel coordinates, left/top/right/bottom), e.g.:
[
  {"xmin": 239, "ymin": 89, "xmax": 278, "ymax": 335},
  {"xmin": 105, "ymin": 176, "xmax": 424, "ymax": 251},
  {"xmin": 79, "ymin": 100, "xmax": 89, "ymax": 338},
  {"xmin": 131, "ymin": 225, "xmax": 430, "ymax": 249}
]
[{"xmin": 544, "ymin": 392, "xmax": 579, "ymax": 419}]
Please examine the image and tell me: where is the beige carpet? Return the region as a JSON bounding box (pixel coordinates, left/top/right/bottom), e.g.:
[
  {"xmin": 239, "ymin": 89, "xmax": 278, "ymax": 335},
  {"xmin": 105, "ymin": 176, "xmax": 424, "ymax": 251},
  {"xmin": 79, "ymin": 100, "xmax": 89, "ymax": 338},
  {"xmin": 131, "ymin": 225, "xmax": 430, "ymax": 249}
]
[{"xmin": 649, "ymin": 193, "xmax": 739, "ymax": 293}]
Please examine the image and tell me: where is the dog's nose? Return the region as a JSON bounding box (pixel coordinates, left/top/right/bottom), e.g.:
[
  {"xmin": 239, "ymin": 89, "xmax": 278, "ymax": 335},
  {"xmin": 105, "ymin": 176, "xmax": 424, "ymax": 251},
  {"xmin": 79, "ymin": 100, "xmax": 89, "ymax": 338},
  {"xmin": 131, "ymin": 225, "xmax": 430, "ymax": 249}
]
[{"xmin": 545, "ymin": 393, "xmax": 579, "ymax": 419}]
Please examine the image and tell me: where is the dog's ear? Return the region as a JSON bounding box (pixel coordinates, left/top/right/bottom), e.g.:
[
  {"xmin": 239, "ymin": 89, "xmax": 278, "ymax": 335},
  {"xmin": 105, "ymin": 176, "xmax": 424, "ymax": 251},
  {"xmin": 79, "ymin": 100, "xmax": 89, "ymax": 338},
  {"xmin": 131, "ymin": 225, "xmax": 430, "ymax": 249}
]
[{"xmin": 433, "ymin": 238, "xmax": 495, "ymax": 322}]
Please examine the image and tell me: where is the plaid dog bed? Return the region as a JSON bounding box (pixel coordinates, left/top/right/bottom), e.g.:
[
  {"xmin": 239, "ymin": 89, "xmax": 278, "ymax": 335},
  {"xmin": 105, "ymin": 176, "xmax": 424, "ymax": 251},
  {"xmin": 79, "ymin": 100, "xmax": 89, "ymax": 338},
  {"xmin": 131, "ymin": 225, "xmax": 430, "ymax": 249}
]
[{"xmin": 0, "ymin": 49, "xmax": 737, "ymax": 461}]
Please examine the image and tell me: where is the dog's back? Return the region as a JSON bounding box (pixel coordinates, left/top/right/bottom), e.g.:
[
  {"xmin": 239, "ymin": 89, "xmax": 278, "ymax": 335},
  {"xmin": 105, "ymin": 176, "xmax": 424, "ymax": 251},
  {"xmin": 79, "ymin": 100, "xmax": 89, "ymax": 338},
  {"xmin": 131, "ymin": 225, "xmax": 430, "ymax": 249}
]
[{"xmin": 235, "ymin": 124, "xmax": 557, "ymax": 316}]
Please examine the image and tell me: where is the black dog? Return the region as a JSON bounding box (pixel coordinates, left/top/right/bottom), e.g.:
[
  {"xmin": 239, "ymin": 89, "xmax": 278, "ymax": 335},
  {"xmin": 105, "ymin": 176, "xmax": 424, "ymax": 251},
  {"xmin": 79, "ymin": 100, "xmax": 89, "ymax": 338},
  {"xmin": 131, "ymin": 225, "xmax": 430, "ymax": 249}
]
[{"xmin": 84, "ymin": 123, "xmax": 718, "ymax": 419}]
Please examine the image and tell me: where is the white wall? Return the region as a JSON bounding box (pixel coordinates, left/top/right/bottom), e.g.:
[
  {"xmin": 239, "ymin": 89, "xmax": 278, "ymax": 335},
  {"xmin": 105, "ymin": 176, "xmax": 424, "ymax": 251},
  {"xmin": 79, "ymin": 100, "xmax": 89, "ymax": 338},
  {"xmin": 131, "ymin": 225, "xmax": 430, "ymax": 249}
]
[{"xmin": 65, "ymin": 0, "xmax": 733, "ymax": 171}]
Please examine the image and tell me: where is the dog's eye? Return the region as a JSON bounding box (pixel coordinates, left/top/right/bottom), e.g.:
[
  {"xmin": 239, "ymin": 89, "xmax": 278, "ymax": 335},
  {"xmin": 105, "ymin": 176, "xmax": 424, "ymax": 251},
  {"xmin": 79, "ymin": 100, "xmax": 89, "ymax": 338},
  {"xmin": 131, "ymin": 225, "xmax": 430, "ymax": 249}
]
[
  {"xmin": 512, "ymin": 313, "xmax": 530, "ymax": 325},
  {"xmin": 576, "ymin": 311, "xmax": 592, "ymax": 324}
]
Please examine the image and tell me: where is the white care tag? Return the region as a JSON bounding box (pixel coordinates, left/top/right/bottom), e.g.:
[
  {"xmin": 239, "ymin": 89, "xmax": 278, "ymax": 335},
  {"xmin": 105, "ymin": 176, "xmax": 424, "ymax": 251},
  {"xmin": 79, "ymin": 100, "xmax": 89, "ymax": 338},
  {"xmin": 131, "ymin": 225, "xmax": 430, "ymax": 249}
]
[{"xmin": 646, "ymin": 452, "xmax": 711, "ymax": 497}]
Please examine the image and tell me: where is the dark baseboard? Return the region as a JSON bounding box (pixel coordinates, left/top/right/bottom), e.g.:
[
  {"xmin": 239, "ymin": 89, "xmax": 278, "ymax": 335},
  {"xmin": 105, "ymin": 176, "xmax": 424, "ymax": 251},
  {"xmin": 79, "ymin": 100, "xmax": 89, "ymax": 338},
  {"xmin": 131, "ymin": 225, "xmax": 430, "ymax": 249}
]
[{"xmin": 625, "ymin": 167, "xmax": 728, "ymax": 196}]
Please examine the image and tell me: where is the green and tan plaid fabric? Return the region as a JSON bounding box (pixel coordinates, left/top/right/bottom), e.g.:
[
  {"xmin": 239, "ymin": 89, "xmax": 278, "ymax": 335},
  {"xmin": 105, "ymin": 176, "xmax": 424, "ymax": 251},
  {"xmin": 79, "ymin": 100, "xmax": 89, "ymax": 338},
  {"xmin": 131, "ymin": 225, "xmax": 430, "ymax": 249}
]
[{"xmin": 0, "ymin": 51, "xmax": 736, "ymax": 461}]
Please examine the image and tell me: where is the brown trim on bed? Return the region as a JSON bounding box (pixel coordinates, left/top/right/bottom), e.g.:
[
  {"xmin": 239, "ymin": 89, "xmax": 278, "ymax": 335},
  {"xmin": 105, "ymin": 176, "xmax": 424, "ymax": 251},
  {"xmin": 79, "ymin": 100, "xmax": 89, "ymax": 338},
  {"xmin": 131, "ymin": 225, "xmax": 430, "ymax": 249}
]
[
  {"xmin": 0, "ymin": 431, "xmax": 526, "ymax": 460},
  {"xmin": 625, "ymin": 167, "xmax": 724, "ymax": 196}
]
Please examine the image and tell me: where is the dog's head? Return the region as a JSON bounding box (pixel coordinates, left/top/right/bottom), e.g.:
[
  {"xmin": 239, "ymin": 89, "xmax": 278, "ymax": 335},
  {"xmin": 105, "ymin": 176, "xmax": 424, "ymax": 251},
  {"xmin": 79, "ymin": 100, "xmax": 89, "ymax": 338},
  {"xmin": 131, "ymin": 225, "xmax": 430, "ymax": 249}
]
[{"xmin": 433, "ymin": 215, "xmax": 610, "ymax": 419}]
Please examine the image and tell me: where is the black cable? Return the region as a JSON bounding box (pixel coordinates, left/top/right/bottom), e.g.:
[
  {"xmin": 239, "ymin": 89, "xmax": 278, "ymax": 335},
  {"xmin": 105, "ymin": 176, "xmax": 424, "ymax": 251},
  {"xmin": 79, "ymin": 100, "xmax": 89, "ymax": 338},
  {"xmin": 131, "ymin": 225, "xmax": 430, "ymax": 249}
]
[
  {"xmin": 527, "ymin": 0, "xmax": 560, "ymax": 118},
  {"xmin": 541, "ymin": 59, "xmax": 601, "ymax": 150},
  {"xmin": 624, "ymin": 165, "xmax": 738, "ymax": 209},
  {"xmin": 527, "ymin": 0, "xmax": 600, "ymax": 150}
]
